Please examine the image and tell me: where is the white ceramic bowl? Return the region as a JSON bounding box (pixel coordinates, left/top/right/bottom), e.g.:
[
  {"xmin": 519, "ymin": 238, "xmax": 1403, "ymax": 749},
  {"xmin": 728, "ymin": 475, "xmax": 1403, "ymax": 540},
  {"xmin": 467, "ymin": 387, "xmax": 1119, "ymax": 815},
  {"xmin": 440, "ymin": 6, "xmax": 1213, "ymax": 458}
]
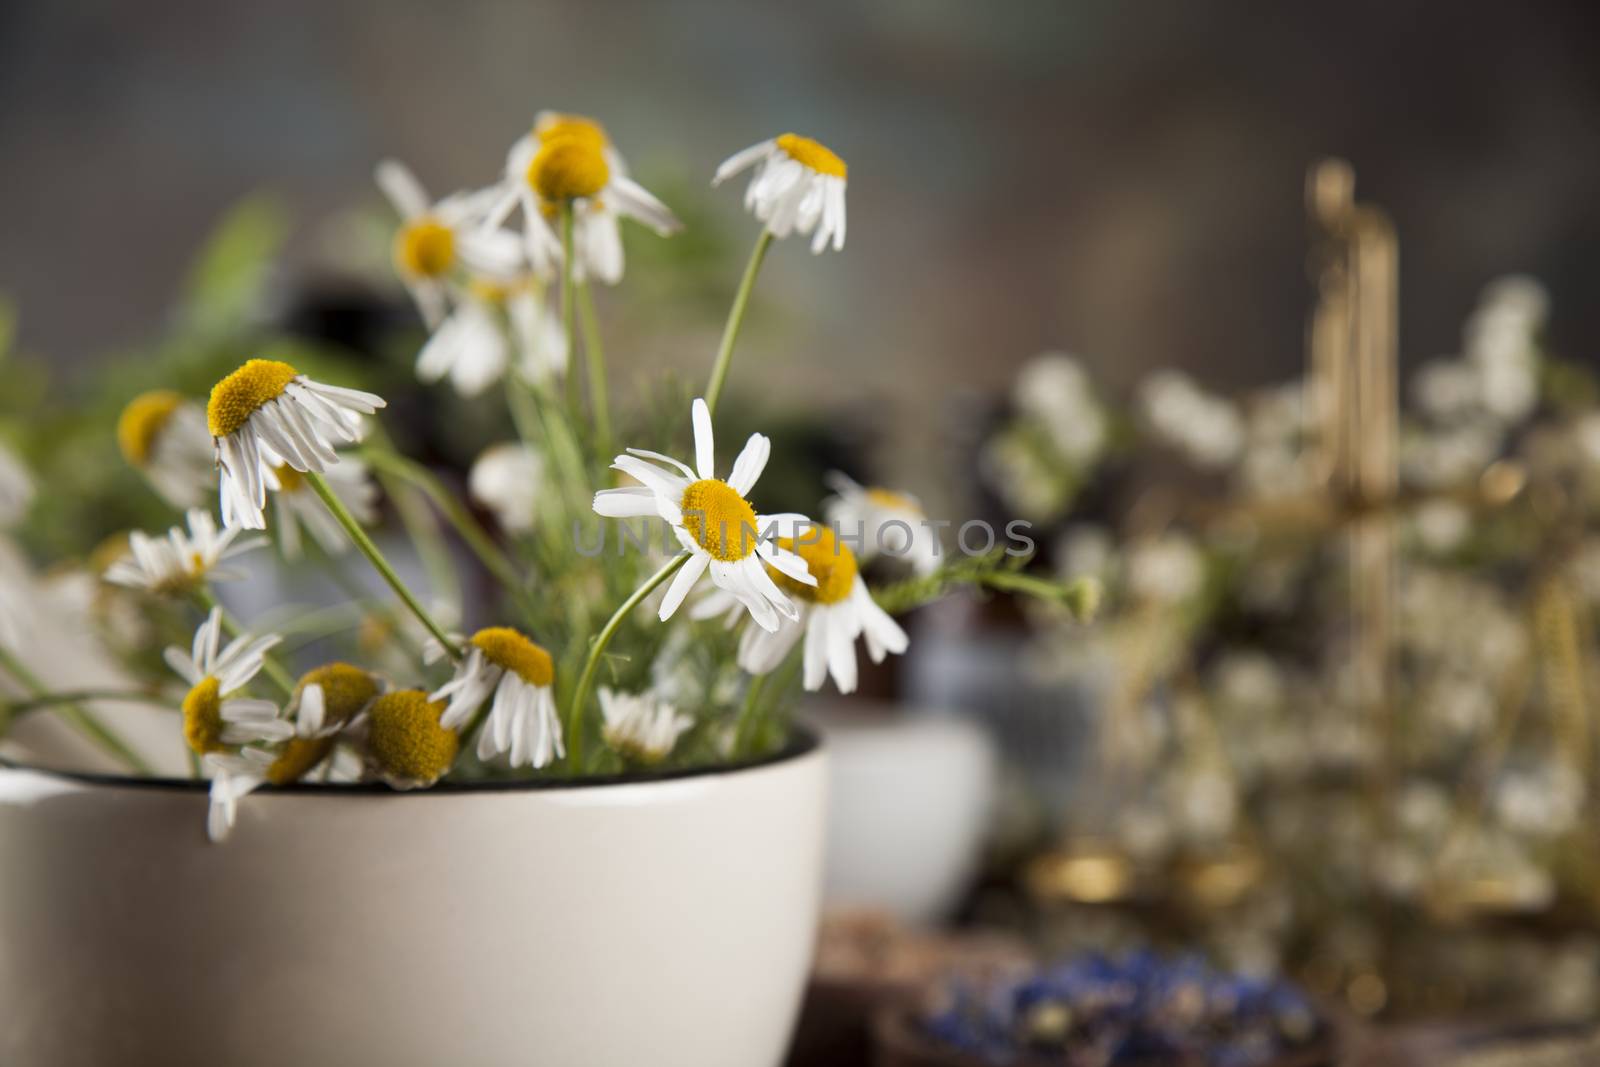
[
  {"xmin": 0, "ymin": 734, "xmax": 827, "ymax": 1067},
  {"xmin": 809, "ymin": 705, "xmax": 996, "ymax": 923}
]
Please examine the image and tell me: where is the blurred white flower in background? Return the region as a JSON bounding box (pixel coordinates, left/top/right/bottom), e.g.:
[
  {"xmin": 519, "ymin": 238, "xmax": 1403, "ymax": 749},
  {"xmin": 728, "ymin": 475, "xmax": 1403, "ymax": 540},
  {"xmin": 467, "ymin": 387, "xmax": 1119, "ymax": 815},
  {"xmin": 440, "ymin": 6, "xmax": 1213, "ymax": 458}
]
[
  {"xmin": 1494, "ymin": 763, "xmax": 1585, "ymax": 837},
  {"xmin": 1138, "ymin": 369, "xmax": 1244, "ymax": 469},
  {"xmin": 0, "ymin": 441, "xmax": 32, "ymax": 528},
  {"xmin": 1013, "ymin": 353, "xmax": 1108, "ymax": 465},
  {"xmin": 823, "ymin": 472, "xmax": 940, "ymax": 574},
  {"xmin": 1239, "ymin": 383, "xmax": 1311, "ymax": 497},
  {"xmin": 116, "ymin": 391, "xmax": 216, "ymax": 509},
  {"xmin": 268, "ymin": 458, "xmax": 378, "ymax": 560},
  {"xmin": 1126, "ymin": 533, "xmax": 1204, "ymax": 604},
  {"xmin": 470, "ymin": 443, "xmax": 544, "ymax": 534},
  {"xmin": 376, "ymin": 159, "xmax": 523, "ymax": 327},
  {"xmin": 599, "ymin": 686, "xmax": 693, "ymax": 765},
  {"xmin": 1466, "ymin": 275, "xmax": 1547, "ymax": 424},
  {"xmin": 104, "ymin": 508, "xmax": 265, "ymax": 594},
  {"xmin": 1411, "ymin": 499, "xmax": 1471, "ymax": 554}
]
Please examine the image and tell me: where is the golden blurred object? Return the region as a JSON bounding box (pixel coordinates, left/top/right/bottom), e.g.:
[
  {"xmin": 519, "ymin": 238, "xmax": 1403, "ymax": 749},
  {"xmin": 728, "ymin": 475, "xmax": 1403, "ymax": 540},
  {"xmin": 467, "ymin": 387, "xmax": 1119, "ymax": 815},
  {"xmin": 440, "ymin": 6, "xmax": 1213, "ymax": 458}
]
[
  {"xmin": 1347, "ymin": 971, "xmax": 1389, "ymax": 1017},
  {"xmin": 1174, "ymin": 846, "xmax": 1264, "ymax": 910},
  {"xmin": 1026, "ymin": 842, "xmax": 1136, "ymax": 904},
  {"xmin": 1479, "ymin": 460, "xmax": 1527, "ymax": 506}
]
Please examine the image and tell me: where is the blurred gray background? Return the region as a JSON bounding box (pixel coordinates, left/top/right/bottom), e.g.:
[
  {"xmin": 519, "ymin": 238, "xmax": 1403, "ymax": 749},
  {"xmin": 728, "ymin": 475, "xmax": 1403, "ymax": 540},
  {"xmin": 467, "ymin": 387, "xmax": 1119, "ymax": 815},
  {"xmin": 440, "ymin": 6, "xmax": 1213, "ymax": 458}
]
[{"xmin": 2, "ymin": 0, "xmax": 1597, "ymax": 409}]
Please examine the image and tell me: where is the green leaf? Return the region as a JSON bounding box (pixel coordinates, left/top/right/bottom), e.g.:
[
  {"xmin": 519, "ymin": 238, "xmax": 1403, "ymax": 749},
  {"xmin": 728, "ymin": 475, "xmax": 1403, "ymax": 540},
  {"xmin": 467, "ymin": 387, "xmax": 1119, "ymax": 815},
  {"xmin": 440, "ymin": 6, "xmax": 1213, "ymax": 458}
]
[{"xmin": 176, "ymin": 193, "xmax": 290, "ymax": 334}]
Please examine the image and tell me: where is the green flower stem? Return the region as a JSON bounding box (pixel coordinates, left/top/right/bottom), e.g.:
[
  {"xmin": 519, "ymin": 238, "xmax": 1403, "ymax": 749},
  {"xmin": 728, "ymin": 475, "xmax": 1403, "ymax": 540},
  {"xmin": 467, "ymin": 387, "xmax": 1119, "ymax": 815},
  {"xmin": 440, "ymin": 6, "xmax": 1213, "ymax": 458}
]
[
  {"xmin": 2, "ymin": 689, "xmax": 168, "ymax": 719},
  {"xmin": 380, "ymin": 470, "xmax": 462, "ymax": 621},
  {"xmin": 566, "ymin": 553, "xmax": 688, "ymax": 772},
  {"xmin": 576, "ymin": 278, "xmax": 611, "ymax": 457},
  {"xmin": 511, "ymin": 372, "xmax": 590, "ymax": 517},
  {"xmin": 733, "ymin": 672, "xmax": 768, "ymax": 757},
  {"xmin": 360, "ymin": 447, "xmax": 523, "ymax": 592},
  {"xmin": 301, "ymin": 541, "xmax": 426, "ymax": 668},
  {"xmin": 560, "ymin": 202, "xmax": 579, "ymax": 415},
  {"xmin": 0, "ymin": 643, "xmax": 152, "ymax": 774},
  {"xmin": 304, "ymin": 470, "xmax": 464, "ymax": 661},
  {"xmin": 192, "ymin": 587, "xmax": 295, "ymax": 697},
  {"xmin": 704, "ymin": 229, "xmax": 774, "ymax": 417}
]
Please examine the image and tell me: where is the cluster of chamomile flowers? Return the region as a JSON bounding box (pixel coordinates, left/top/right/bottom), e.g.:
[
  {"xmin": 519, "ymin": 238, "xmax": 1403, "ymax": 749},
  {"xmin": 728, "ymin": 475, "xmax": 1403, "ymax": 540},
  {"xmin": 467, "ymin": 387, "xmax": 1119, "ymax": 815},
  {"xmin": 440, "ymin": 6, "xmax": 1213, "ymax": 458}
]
[
  {"xmin": 372, "ymin": 114, "xmax": 850, "ymax": 400},
  {"xmin": 101, "ymin": 113, "xmax": 938, "ymax": 842}
]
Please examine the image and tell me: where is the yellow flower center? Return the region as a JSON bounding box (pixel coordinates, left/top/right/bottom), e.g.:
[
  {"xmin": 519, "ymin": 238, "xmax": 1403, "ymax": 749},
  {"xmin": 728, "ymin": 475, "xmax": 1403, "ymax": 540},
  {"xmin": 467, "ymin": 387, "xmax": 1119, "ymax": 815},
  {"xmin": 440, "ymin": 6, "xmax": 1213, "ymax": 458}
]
[
  {"xmin": 776, "ymin": 133, "xmax": 847, "ymax": 179},
  {"xmin": 266, "ymin": 736, "xmax": 334, "ymax": 787},
  {"xmin": 469, "ymin": 276, "xmax": 513, "ymax": 304},
  {"xmin": 366, "ymin": 690, "xmax": 458, "ymax": 786},
  {"xmin": 394, "ymin": 218, "xmax": 457, "ymax": 278},
  {"xmin": 90, "ymin": 532, "xmax": 133, "ymax": 577},
  {"xmin": 536, "ymin": 113, "xmax": 608, "ymax": 149},
  {"xmin": 273, "ymin": 464, "xmax": 304, "ymax": 493},
  {"xmin": 182, "ymin": 676, "xmax": 225, "ymax": 755},
  {"xmin": 469, "ymin": 627, "xmax": 554, "ymax": 687},
  {"xmin": 145, "ymin": 550, "xmax": 208, "ymax": 597},
  {"xmin": 295, "ymin": 662, "xmax": 379, "ymax": 724},
  {"xmin": 769, "ymin": 524, "xmax": 858, "ymax": 605},
  {"xmin": 117, "ymin": 390, "xmax": 184, "ymax": 467},
  {"xmin": 679, "ymin": 479, "xmax": 760, "ymax": 562},
  {"xmin": 865, "ymin": 487, "xmax": 922, "ymax": 514},
  {"xmin": 528, "ymin": 137, "xmax": 611, "ymax": 202},
  {"xmin": 207, "ymin": 359, "xmax": 298, "ymax": 438}
]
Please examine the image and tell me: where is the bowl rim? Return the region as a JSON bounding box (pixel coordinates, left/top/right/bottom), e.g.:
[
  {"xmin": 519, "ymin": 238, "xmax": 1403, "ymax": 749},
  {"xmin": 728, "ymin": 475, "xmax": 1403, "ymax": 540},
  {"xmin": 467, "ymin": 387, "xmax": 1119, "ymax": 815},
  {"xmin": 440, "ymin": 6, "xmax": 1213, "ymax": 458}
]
[{"xmin": 0, "ymin": 723, "xmax": 822, "ymax": 796}]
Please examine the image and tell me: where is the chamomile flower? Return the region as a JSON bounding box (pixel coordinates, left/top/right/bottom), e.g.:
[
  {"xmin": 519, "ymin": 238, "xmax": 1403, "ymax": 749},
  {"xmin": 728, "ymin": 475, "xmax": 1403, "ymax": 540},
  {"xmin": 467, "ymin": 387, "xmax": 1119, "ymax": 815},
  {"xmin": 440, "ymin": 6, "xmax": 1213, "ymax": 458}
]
[
  {"xmin": 695, "ymin": 523, "xmax": 908, "ymax": 693},
  {"xmin": 104, "ymin": 508, "xmax": 265, "ymax": 596},
  {"xmin": 0, "ymin": 441, "xmax": 32, "ymax": 528},
  {"xmin": 209, "ymin": 667, "xmax": 384, "ymax": 829},
  {"xmin": 484, "ymin": 113, "xmax": 681, "ymax": 284},
  {"xmin": 363, "ymin": 689, "xmax": 459, "ymax": 789},
  {"xmin": 256, "ymin": 662, "xmax": 385, "ymax": 790},
  {"xmin": 416, "ymin": 276, "xmax": 566, "ymax": 395},
  {"xmin": 593, "ymin": 397, "xmax": 816, "ymax": 632},
  {"xmin": 429, "ymin": 627, "xmax": 563, "ymax": 769},
  {"xmin": 165, "ymin": 607, "xmax": 291, "ymax": 756},
  {"xmin": 599, "ymin": 687, "xmax": 693, "ymax": 765},
  {"xmin": 376, "ymin": 159, "xmax": 523, "ymax": 328},
  {"xmin": 266, "ymin": 457, "xmax": 378, "ymax": 559},
  {"xmin": 203, "ymin": 748, "xmax": 274, "ymax": 842},
  {"xmin": 823, "ymin": 472, "xmax": 941, "ymax": 574},
  {"xmin": 713, "ymin": 133, "xmax": 847, "ymax": 253},
  {"xmin": 207, "ymin": 358, "xmax": 385, "ymax": 531},
  {"xmin": 116, "ymin": 390, "xmax": 215, "ymax": 508},
  {"xmin": 470, "ymin": 442, "xmax": 544, "ymax": 534},
  {"xmin": 205, "ymin": 666, "xmax": 380, "ymax": 838}
]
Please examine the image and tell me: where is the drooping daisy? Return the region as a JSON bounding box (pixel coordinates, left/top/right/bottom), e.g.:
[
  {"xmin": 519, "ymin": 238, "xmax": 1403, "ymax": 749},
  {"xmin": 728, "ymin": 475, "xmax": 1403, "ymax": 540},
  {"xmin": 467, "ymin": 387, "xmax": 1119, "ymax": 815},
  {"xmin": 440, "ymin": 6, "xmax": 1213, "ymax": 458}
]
[
  {"xmin": 713, "ymin": 134, "xmax": 847, "ymax": 253},
  {"xmin": 695, "ymin": 523, "xmax": 908, "ymax": 694},
  {"xmin": 593, "ymin": 397, "xmax": 816, "ymax": 632},
  {"xmin": 165, "ymin": 607, "xmax": 292, "ymax": 756},
  {"xmin": 599, "ymin": 687, "xmax": 693, "ymax": 766},
  {"xmin": 429, "ymin": 627, "xmax": 563, "ymax": 769},
  {"xmin": 266, "ymin": 457, "xmax": 378, "ymax": 559},
  {"xmin": 823, "ymin": 472, "xmax": 941, "ymax": 574},
  {"xmin": 376, "ymin": 159, "xmax": 524, "ymax": 328},
  {"xmin": 362, "ymin": 689, "xmax": 458, "ymax": 789},
  {"xmin": 484, "ymin": 113, "xmax": 681, "ymax": 284},
  {"xmin": 0, "ymin": 440, "xmax": 33, "ymax": 528},
  {"xmin": 470, "ymin": 442, "xmax": 544, "ymax": 534},
  {"xmin": 116, "ymin": 390, "xmax": 215, "ymax": 509},
  {"xmin": 207, "ymin": 358, "xmax": 385, "ymax": 530},
  {"xmin": 104, "ymin": 508, "xmax": 265, "ymax": 596},
  {"xmin": 269, "ymin": 661, "xmax": 383, "ymax": 784},
  {"xmin": 202, "ymin": 748, "xmax": 274, "ymax": 842},
  {"xmin": 203, "ymin": 660, "xmax": 385, "ymax": 840}
]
